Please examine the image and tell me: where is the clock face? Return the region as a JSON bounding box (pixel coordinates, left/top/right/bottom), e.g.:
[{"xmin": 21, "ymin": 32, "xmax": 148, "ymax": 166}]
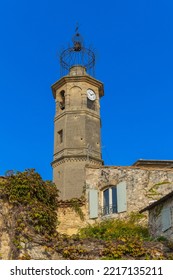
[{"xmin": 87, "ymin": 89, "xmax": 96, "ymax": 101}]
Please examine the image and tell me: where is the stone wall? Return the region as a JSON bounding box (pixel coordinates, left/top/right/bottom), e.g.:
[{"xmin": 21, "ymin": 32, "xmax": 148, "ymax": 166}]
[
  {"xmin": 85, "ymin": 165, "xmax": 173, "ymax": 219},
  {"xmin": 57, "ymin": 204, "xmax": 88, "ymax": 235}
]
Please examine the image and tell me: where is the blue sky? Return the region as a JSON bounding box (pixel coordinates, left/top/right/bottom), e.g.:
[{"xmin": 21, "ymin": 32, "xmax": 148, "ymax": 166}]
[{"xmin": 0, "ymin": 0, "xmax": 173, "ymax": 180}]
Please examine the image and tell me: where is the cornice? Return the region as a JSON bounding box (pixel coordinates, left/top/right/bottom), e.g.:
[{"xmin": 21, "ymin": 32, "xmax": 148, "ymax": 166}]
[
  {"xmin": 51, "ymin": 75, "xmax": 104, "ymax": 99},
  {"xmin": 51, "ymin": 155, "xmax": 103, "ymax": 167}
]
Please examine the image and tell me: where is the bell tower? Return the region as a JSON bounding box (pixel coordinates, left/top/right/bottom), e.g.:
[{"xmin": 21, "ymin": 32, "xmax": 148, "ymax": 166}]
[{"xmin": 51, "ymin": 31, "xmax": 104, "ymax": 200}]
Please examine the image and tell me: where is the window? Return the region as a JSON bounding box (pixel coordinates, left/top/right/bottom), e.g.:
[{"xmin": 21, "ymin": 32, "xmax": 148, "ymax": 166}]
[
  {"xmin": 57, "ymin": 130, "xmax": 63, "ymax": 144},
  {"xmin": 59, "ymin": 90, "xmax": 65, "ymax": 110},
  {"xmin": 102, "ymin": 182, "xmax": 127, "ymax": 216},
  {"xmin": 103, "ymin": 187, "xmax": 117, "ymax": 215},
  {"xmin": 87, "ymin": 99, "xmax": 95, "ymax": 110}
]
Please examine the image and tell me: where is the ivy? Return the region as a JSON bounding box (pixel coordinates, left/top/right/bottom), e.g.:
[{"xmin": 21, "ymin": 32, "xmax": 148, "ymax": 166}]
[
  {"xmin": 101, "ymin": 237, "xmax": 147, "ymax": 259},
  {"xmin": 62, "ymin": 245, "xmax": 87, "ymax": 259},
  {"xmin": 69, "ymin": 198, "xmax": 85, "ymax": 221},
  {"xmin": 58, "ymin": 197, "xmax": 85, "ymax": 221},
  {"xmin": 146, "ymin": 181, "xmax": 170, "ymax": 199},
  {"xmin": 0, "ymin": 169, "xmax": 59, "ymax": 258},
  {"xmin": 1, "ymin": 169, "xmax": 58, "ymax": 210}
]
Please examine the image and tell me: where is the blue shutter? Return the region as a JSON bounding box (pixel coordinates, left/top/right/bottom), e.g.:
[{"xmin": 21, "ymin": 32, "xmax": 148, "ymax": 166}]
[
  {"xmin": 112, "ymin": 187, "xmax": 117, "ymax": 213},
  {"xmin": 89, "ymin": 189, "xmax": 98, "ymax": 218},
  {"xmin": 103, "ymin": 189, "xmax": 109, "ymax": 207},
  {"xmin": 117, "ymin": 181, "xmax": 127, "ymax": 213},
  {"xmin": 161, "ymin": 207, "xmax": 171, "ymax": 232}
]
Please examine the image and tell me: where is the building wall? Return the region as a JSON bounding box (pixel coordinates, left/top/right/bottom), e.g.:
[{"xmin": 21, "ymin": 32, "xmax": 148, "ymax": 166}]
[
  {"xmin": 85, "ymin": 165, "xmax": 173, "ymax": 219},
  {"xmin": 57, "ymin": 205, "xmax": 88, "ymax": 235},
  {"xmin": 148, "ymin": 198, "xmax": 173, "ymax": 240},
  {"xmin": 53, "ymin": 159, "xmax": 87, "ymax": 200}
]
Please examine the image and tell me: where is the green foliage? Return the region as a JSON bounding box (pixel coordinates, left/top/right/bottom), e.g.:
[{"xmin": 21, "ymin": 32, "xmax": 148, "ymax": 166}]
[
  {"xmin": 78, "ymin": 213, "xmax": 173, "ymax": 260},
  {"xmin": 146, "ymin": 181, "xmax": 170, "ymax": 199},
  {"xmin": 19, "ymin": 253, "xmax": 31, "ymax": 260},
  {"xmin": 2, "ymin": 169, "xmax": 58, "ymax": 208},
  {"xmin": 28, "ymin": 202, "xmax": 57, "ymax": 234},
  {"xmin": 101, "ymin": 237, "xmax": 147, "ymax": 259},
  {"xmin": 127, "ymin": 211, "xmax": 146, "ymax": 223},
  {"xmin": 157, "ymin": 236, "xmax": 168, "ymax": 242},
  {"xmin": 0, "ymin": 169, "xmax": 59, "ymax": 235},
  {"xmin": 62, "ymin": 245, "xmax": 87, "ymax": 259},
  {"xmin": 167, "ymin": 240, "xmax": 173, "ymax": 250},
  {"xmin": 79, "ymin": 215, "xmax": 149, "ymax": 241},
  {"xmin": 69, "ymin": 198, "xmax": 85, "ymax": 221}
]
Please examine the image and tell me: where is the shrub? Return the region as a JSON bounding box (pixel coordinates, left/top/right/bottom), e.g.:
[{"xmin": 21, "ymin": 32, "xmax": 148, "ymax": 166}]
[{"xmin": 79, "ymin": 215, "xmax": 149, "ymax": 241}]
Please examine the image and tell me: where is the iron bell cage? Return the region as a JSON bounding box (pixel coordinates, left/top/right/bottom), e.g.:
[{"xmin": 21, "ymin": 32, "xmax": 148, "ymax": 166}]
[{"xmin": 59, "ymin": 32, "xmax": 95, "ymax": 77}]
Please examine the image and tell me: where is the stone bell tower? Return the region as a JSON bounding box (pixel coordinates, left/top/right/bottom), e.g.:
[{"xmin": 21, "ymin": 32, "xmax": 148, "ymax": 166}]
[{"xmin": 51, "ymin": 31, "xmax": 104, "ymax": 200}]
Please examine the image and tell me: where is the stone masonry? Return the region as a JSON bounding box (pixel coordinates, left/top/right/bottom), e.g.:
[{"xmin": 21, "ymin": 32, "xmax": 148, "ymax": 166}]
[{"xmin": 85, "ymin": 165, "xmax": 173, "ymax": 220}]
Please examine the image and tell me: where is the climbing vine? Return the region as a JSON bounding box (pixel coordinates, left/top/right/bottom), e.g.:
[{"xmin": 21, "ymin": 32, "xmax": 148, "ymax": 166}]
[
  {"xmin": 0, "ymin": 169, "xmax": 59, "ymax": 258},
  {"xmin": 58, "ymin": 197, "xmax": 85, "ymax": 221},
  {"xmin": 146, "ymin": 181, "xmax": 170, "ymax": 199}
]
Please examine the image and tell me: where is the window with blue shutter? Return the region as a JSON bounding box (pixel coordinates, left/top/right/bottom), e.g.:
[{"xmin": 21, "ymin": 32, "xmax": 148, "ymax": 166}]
[
  {"xmin": 161, "ymin": 207, "xmax": 171, "ymax": 232},
  {"xmin": 89, "ymin": 189, "xmax": 98, "ymax": 219}
]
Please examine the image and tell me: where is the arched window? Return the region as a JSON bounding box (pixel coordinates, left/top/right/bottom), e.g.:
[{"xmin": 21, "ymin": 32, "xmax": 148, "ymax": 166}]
[
  {"xmin": 59, "ymin": 90, "xmax": 65, "ymax": 110},
  {"xmin": 102, "ymin": 182, "xmax": 127, "ymax": 216},
  {"xmin": 87, "ymin": 99, "xmax": 95, "ymax": 110},
  {"xmin": 103, "ymin": 186, "xmax": 117, "ymax": 215}
]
